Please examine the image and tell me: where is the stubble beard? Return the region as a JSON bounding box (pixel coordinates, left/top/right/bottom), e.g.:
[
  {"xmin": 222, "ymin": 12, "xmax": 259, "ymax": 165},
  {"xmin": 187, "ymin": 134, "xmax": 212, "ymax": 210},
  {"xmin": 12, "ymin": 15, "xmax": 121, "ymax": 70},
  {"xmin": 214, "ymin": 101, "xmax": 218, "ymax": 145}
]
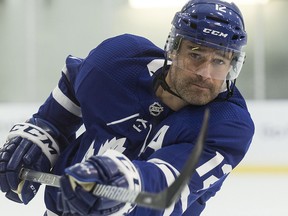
[{"xmin": 171, "ymin": 72, "xmax": 221, "ymax": 106}]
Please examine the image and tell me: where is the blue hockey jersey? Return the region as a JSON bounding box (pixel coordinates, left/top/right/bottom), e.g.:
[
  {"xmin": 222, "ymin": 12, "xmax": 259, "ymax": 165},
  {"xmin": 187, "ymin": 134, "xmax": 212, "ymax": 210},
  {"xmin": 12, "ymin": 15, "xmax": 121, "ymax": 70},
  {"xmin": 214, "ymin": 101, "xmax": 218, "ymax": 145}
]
[{"xmin": 34, "ymin": 34, "xmax": 254, "ymax": 215}]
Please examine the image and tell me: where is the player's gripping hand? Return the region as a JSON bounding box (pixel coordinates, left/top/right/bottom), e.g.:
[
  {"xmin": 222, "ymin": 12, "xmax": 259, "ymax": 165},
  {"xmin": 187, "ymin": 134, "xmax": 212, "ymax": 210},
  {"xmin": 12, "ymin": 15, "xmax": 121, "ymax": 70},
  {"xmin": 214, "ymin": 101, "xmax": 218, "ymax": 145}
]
[
  {"xmin": 0, "ymin": 118, "xmax": 61, "ymax": 204},
  {"xmin": 57, "ymin": 150, "xmax": 142, "ymax": 216}
]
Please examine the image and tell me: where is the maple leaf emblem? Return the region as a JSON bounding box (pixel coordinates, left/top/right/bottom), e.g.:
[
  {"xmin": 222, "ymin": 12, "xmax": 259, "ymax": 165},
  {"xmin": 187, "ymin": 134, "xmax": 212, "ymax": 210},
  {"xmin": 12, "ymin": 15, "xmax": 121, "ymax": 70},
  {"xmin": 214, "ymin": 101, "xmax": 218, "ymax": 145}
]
[{"xmin": 98, "ymin": 137, "xmax": 127, "ymax": 155}]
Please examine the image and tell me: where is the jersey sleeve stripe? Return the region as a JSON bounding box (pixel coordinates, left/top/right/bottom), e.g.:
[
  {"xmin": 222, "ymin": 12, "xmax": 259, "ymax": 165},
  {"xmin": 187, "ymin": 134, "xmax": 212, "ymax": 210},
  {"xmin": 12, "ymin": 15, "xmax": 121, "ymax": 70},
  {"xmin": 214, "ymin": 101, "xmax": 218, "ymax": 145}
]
[
  {"xmin": 148, "ymin": 161, "xmax": 176, "ymax": 215},
  {"xmin": 61, "ymin": 65, "xmax": 70, "ymax": 81},
  {"xmin": 147, "ymin": 158, "xmax": 180, "ymax": 175},
  {"xmin": 45, "ymin": 209, "xmax": 58, "ymax": 216},
  {"xmin": 149, "ymin": 160, "xmax": 176, "ymax": 185},
  {"xmin": 52, "ymin": 85, "xmax": 82, "ymax": 117},
  {"xmin": 180, "ymin": 183, "xmax": 190, "ymax": 212},
  {"xmin": 148, "ymin": 158, "xmax": 190, "ymax": 213}
]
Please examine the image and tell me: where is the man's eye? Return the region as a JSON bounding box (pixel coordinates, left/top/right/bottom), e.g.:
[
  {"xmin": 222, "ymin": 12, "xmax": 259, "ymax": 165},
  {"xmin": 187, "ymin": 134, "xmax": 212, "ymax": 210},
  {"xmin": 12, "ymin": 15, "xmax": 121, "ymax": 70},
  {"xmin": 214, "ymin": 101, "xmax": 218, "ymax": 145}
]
[
  {"xmin": 213, "ymin": 59, "xmax": 225, "ymax": 65},
  {"xmin": 190, "ymin": 53, "xmax": 201, "ymax": 60}
]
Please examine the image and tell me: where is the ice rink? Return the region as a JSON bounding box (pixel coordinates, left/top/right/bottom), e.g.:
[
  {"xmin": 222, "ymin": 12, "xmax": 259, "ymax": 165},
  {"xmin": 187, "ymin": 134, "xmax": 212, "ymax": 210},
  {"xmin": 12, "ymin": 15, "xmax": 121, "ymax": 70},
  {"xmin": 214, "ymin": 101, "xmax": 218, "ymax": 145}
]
[
  {"xmin": 1, "ymin": 101, "xmax": 288, "ymax": 215},
  {"xmin": 1, "ymin": 171, "xmax": 288, "ymax": 215},
  {"xmin": 203, "ymin": 172, "xmax": 288, "ymax": 216}
]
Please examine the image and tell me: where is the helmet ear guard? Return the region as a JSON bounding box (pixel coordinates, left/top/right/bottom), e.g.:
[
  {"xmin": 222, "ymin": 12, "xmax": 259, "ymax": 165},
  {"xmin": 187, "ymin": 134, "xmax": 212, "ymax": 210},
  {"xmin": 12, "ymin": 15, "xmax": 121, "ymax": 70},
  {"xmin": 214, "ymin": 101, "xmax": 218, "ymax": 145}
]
[
  {"xmin": 172, "ymin": 35, "xmax": 182, "ymax": 51},
  {"xmin": 166, "ymin": 34, "xmax": 182, "ymax": 60},
  {"xmin": 226, "ymin": 51, "xmax": 246, "ymax": 80}
]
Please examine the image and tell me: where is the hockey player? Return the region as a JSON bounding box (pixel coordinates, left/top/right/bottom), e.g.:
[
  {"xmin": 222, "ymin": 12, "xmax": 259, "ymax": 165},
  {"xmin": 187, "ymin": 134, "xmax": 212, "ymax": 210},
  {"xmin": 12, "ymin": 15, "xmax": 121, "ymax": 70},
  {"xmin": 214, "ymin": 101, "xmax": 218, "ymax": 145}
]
[{"xmin": 0, "ymin": 0, "xmax": 254, "ymax": 215}]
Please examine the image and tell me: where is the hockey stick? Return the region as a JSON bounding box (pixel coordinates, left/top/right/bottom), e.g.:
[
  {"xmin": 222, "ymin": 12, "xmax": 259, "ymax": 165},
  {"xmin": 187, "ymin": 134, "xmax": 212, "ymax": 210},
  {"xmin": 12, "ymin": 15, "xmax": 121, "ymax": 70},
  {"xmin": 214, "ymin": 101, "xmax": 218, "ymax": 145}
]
[{"xmin": 19, "ymin": 109, "xmax": 209, "ymax": 210}]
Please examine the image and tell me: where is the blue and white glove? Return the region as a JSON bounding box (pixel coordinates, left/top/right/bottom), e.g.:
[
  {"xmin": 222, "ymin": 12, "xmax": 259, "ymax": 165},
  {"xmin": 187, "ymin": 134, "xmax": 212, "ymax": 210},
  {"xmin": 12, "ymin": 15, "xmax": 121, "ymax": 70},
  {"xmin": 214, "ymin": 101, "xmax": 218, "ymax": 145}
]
[
  {"xmin": 57, "ymin": 150, "xmax": 142, "ymax": 216},
  {"xmin": 0, "ymin": 118, "xmax": 61, "ymax": 204}
]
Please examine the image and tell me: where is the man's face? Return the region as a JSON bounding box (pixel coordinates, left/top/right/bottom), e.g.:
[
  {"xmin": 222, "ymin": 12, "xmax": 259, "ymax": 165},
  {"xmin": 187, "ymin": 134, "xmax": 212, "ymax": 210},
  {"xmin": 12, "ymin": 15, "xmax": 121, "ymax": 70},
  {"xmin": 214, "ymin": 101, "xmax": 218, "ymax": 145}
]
[{"xmin": 168, "ymin": 39, "xmax": 233, "ymax": 105}]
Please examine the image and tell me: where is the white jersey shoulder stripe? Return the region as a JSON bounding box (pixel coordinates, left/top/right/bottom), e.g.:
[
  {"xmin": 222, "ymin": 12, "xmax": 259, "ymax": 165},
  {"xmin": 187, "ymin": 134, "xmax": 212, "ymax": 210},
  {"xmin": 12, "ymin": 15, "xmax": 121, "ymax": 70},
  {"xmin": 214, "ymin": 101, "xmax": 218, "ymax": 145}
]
[
  {"xmin": 61, "ymin": 65, "xmax": 70, "ymax": 81},
  {"xmin": 52, "ymin": 85, "xmax": 82, "ymax": 117}
]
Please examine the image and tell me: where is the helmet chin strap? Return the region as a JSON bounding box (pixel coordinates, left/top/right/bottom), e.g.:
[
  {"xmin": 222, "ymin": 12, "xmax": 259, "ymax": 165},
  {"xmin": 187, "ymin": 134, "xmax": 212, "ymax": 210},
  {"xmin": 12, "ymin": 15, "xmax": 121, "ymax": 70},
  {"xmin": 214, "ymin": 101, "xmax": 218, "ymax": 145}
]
[
  {"xmin": 153, "ymin": 58, "xmax": 183, "ymax": 100},
  {"xmin": 215, "ymin": 80, "xmax": 236, "ymax": 101},
  {"xmin": 225, "ymin": 79, "xmax": 236, "ymax": 100}
]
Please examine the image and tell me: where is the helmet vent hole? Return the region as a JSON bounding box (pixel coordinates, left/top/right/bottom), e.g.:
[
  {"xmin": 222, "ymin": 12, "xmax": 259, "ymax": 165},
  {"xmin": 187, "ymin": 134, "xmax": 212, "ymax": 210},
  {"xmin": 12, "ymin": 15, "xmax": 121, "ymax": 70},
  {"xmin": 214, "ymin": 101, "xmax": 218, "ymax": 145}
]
[
  {"xmin": 190, "ymin": 23, "xmax": 197, "ymax": 29},
  {"xmin": 206, "ymin": 16, "xmax": 229, "ymax": 25},
  {"xmin": 232, "ymin": 35, "xmax": 239, "ymax": 40},
  {"xmin": 183, "ymin": 19, "xmax": 189, "ymax": 24}
]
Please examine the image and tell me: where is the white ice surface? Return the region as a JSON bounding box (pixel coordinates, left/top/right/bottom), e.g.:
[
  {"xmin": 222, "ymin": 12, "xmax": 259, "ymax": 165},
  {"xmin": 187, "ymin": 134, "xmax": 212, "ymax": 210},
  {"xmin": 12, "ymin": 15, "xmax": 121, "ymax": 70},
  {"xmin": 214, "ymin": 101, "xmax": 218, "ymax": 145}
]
[{"xmin": 1, "ymin": 173, "xmax": 288, "ymax": 215}]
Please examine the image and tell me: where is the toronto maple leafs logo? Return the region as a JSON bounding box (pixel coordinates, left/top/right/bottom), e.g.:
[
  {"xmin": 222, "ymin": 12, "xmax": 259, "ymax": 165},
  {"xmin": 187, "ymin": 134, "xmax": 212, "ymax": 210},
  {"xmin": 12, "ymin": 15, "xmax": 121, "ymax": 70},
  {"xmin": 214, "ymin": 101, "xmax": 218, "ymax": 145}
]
[
  {"xmin": 81, "ymin": 137, "xmax": 127, "ymax": 162},
  {"xmin": 98, "ymin": 137, "xmax": 127, "ymax": 155},
  {"xmin": 81, "ymin": 140, "xmax": 96, "ymax": 162}
]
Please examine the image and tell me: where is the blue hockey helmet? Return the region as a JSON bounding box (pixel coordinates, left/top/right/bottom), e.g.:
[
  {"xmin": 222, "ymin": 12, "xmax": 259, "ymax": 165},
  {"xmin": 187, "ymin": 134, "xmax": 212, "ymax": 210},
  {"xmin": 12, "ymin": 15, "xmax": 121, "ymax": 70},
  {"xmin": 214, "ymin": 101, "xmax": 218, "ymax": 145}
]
[{"xmin": 166, "ymin": 0, "xmax": 247, "ymax": 80}]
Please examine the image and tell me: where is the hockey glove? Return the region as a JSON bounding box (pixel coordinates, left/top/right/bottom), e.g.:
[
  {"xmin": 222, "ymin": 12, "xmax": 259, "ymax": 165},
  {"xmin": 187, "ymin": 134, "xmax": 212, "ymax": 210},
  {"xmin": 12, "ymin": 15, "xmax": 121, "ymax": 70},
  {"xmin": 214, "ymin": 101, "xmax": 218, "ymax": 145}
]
[
  {"xmin": 57, "ymin": 150, "xmax": 142, "ymax": 216},
  {"xmin": 0, "ymin": 118, "xmax": 61, "ymax": 204}
]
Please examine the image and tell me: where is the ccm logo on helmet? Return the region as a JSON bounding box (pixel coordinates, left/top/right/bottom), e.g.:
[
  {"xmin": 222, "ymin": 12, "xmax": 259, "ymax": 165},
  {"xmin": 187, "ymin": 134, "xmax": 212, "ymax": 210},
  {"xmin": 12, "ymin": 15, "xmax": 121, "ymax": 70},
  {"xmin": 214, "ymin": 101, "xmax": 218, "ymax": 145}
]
[{"xmin": 203, "ymin": 28, "xmax": 228, "ymax": 38}]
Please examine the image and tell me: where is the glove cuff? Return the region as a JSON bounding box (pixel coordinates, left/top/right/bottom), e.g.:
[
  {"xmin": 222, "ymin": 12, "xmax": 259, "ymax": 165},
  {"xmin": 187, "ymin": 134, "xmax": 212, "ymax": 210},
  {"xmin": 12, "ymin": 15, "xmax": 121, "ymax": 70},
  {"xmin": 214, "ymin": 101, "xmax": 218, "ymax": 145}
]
[{"xmin": 101, "ymin": 150, "xmax": 142, "ymax": 215}]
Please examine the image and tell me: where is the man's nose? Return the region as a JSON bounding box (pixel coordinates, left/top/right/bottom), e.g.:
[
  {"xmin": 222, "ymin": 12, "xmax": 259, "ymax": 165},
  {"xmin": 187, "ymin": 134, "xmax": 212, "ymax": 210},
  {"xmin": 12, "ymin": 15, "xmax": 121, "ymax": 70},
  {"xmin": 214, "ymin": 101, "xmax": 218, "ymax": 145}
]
[{"xmin": 194, "ymin": 62, "xmax": 213, "ymax": 78}]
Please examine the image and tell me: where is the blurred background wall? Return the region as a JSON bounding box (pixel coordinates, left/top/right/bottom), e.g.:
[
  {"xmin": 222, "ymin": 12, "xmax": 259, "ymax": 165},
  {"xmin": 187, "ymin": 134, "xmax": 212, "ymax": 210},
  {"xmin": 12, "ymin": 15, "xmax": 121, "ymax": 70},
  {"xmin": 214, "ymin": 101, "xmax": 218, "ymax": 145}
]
[
  {"xmin": 0, "ymin": 0, "xmax": 288, "ymax": 215},
  {"xmin": 0, "ymin": 0, "xmax": 287, "ymax": 102}
]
